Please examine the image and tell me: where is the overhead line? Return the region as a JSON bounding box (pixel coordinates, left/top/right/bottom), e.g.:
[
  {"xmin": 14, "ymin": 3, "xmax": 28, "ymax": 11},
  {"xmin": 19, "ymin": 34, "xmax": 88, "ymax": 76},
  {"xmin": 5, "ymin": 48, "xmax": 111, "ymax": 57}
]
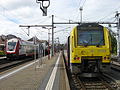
[
  {"xmin": 99, "ymin": 13, "xmax": 115, "ymax": 22},
  {"xmin": 0, "ymin": 5, "xmax": 20, "ymax": 25},
  {"xmin": 81, "ymin": 0, "xmax": 86, "ymax": 7},
  {"xmin": 98, "ymin": 6, "xmax": 120, "ymax": 21},
  {"xmin": 19, "ymin": 25, "xmax": 52, "ymax": 27},
  {"xmin": 78, "ymin": 0, "xmax": 82, "ymax": 7},
  {"xmin": 38, "ymin": 16, "xmax": 52, "ymax": 24},
  {"xmin": 53, "ymin": 22, "xmax": 117, "ymax": 25},
  {"xmin": 54, "ymin": 15, "xmax": 73, "ymax": 22}
]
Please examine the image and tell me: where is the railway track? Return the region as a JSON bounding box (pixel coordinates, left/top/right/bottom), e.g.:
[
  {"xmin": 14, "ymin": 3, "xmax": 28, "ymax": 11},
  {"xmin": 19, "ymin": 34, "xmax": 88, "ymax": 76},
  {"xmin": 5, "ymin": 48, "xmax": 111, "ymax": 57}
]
[
  {"xmin": 70, "ymin": 73, "xmax": 118, "ymax": 90},
  {"xmin": 0, "ymin": 58, "xmax": 33, "ymax": 73},
  {"xmin": 111, "ymin": 63, "xmax": 120, "ymax": 71}
]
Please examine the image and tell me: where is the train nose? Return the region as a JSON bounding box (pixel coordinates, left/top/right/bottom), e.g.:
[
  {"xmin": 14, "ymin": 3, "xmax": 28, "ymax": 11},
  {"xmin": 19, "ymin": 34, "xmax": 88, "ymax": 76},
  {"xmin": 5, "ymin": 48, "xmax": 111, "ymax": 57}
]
[{"xmin": 7, "ymin": 53, "xmax": 16, "ymax": 58}]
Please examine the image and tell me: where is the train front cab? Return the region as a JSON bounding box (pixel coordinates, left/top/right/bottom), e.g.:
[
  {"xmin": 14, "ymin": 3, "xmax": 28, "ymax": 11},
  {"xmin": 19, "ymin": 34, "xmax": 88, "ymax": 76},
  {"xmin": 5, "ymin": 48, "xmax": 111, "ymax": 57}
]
[
  {"xmin": 68, "ymin": 24, "xmax": 111, "ymax": 75},
  {"xmin": 6, "ymin": 38, "xmax": 20, "ymax": 59}
]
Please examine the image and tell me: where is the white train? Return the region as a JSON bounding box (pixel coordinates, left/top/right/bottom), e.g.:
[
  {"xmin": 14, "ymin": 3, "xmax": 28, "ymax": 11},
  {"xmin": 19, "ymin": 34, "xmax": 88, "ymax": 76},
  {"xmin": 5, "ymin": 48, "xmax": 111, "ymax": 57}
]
[{"xmin": 5, "ymin": 38, "xmax": 41, "ymax": 59}]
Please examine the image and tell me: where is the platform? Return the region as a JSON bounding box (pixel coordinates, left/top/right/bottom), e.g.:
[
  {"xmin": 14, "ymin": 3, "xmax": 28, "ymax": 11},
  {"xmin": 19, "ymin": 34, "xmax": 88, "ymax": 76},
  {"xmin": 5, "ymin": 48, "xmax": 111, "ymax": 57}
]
[
  {"xmin": 0, "ymin": 52, "xmax": 70, "ymax": 90},
  {"xmin": 0, "ymin": 56, "xmax": 6, "ymax": 59}
]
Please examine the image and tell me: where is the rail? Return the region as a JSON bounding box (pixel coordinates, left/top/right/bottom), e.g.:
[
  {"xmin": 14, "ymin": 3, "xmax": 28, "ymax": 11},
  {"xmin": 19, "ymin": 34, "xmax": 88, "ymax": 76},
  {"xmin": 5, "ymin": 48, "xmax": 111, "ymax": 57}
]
[{"xmin": 70, "ymin": 74, "xmax": 118, "ymax": 90}]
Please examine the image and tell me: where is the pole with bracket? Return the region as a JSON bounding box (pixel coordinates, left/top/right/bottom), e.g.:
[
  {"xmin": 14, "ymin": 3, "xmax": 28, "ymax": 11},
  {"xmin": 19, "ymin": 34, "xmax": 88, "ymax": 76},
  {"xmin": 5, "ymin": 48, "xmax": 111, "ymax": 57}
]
[{"xmin": 52, "ymin": 15, "xmax": 54, "ymax": 56}]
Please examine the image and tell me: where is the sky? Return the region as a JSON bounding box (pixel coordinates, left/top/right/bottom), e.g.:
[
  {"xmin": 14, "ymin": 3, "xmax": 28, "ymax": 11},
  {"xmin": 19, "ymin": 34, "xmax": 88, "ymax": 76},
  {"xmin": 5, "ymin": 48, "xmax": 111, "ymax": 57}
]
[{"xmin": 0, "ymin": 0, "xmax": 120, "ymax": 44}]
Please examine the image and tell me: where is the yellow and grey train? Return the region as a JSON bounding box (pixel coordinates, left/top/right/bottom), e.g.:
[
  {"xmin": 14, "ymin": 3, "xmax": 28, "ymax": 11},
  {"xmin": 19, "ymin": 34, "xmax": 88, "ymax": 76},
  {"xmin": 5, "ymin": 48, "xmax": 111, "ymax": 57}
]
[{"xmin": 67, "ymin": 23, "xmax": 116, "ymax": 76}]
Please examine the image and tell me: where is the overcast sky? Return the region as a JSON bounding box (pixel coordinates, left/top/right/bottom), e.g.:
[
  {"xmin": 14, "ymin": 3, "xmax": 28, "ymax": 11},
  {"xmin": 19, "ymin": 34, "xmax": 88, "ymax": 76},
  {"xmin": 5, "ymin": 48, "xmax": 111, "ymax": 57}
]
[{"xmin": 0, "ymin": 0, "xmax": 120, "ymax": 43}]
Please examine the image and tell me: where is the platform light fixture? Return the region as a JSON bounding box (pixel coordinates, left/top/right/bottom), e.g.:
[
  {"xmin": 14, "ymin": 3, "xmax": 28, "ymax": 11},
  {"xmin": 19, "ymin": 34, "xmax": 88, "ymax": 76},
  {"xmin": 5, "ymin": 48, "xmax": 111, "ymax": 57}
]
[{"xmin": 36, "ymin": 0, "xmax": 50, "ymax": 16}]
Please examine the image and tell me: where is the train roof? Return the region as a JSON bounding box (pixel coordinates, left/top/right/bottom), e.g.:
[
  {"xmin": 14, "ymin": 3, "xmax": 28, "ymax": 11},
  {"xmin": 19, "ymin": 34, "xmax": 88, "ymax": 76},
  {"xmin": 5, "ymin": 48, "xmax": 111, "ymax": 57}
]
[
  {"xmin": 77, "ymin": 23, "xmax": 103, "ymax": 28},
  {"xmin": 76, "ymin": 23, "xmax": 104, "ymax": 30},
  {"xmin": 7, "ymin": 38, "xmax": 34, "ymax": 45}
]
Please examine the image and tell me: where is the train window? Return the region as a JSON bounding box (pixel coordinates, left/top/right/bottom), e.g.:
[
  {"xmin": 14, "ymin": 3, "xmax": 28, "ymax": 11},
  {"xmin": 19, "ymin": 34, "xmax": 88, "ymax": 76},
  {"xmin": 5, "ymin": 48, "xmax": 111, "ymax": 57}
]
[
  {"xmin": 8, "ymin": 42, "xmax": 16, "ymax": 51},
  {"xmin": 77, "ymin": 30, "xmax": 104, "ymax": 46}
]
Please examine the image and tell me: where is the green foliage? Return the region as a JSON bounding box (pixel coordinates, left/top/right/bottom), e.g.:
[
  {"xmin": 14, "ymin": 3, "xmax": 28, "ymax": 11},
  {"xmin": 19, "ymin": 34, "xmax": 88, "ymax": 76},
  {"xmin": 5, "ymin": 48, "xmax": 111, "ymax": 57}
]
[
  {"xmin": 110, "ymin": 32, "xmax": 117, "ymax": 54},
  {"xmin": 0, "ymin": 51, "xmax": 5, "ymax": 56}
]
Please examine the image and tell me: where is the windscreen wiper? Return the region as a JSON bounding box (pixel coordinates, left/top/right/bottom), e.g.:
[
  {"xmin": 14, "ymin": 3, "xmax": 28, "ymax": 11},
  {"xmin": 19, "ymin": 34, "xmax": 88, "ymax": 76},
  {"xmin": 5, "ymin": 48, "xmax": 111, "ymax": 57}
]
[{"xmin": 82, "ymin": 39, "xmax": 91, "ymax": 47}]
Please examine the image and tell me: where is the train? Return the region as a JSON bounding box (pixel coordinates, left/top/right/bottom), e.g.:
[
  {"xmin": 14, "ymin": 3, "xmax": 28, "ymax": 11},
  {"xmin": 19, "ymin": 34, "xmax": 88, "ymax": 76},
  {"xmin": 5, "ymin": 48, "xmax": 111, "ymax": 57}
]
[
  {"xmin": 66, "ymin": 23, "xmax": 117, "ymax": 77},
  {"xmin": 0, "ymin": 44, "xmax": 5, "ymax": 56},
  {"xmin": 5, "ymin": 38, "xmax": 46, "ymax": 59}
]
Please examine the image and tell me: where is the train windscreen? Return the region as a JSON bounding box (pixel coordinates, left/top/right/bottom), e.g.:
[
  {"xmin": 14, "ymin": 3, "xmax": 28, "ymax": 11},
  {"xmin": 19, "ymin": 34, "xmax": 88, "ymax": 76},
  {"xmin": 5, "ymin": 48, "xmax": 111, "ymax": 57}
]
[
  {"xmin": 8, "ymin": 42, "xmax": 16, "ymax": 51},
  {"xmin": 77, "ymin": 29, "xmax": 104, "ymax": 46}
]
